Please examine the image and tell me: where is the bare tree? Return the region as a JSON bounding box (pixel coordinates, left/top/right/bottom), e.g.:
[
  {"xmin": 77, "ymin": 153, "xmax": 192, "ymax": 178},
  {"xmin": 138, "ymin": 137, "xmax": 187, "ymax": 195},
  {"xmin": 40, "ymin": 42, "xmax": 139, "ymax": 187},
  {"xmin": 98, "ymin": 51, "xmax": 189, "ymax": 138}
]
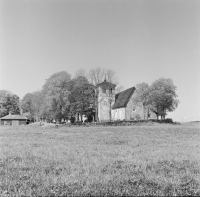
[
  {"xmin": 88, "ymin": 67, "xmax": 105, "ymax": 85},
  {"xmin": 106, "ymin": 69, "xmax": 124, "ymax": 93},
  {"xmin": 74, "ymin": 69, "xmax": 87, "ymax": 78},
  {"xmin": 106, "ymin": 69, "xmax": 117, "ymax": 84}
]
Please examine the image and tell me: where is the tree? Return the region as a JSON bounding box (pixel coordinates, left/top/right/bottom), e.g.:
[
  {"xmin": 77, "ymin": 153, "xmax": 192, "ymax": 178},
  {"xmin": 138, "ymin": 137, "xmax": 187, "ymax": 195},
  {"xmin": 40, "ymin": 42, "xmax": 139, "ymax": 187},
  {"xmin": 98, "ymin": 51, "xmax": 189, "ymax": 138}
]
[
  {"xmin": 21, "ymin": 91, "xmax": 44, "ymax": 121},
  {"xmin": 0, "ymin": 90, "xmax": 20, "ymax": 117},
  {"xmin": 148, "ymin": 78, "xmax": 179, "ymax": 119},
  {"xmin": 74, "ymin": 69, "xmax": 87, "ymax": 78},
  {"xmin": 69, "ymin": 76, "xmax": 95, "ymax": 121},
  {"xmin": 106, "ymin": 69, "xmax": 124, "ymax": 93},
  {"xmin": 21, "ymin": 93, "xmax": 34, "ymax": 120},
  {"xmin": 133, "ymin": 83, "xmax": 151, "ymax": 119},
  {"xmin": 31, "ymin": 91, "xmax": 44, "ymax": 120},
  {"xmin": 41, "ymin": 71, "xmax": 71, "ymax": 122},
  {"xmin": 88, "ymin": 67, "xmax": 105, "ymax": 86}
]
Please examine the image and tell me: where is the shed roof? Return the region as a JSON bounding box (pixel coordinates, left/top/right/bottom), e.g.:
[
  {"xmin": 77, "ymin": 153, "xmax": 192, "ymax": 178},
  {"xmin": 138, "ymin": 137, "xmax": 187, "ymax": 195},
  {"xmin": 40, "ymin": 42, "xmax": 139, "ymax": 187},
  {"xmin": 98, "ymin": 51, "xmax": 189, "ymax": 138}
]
[
  {"xmin": 112, "ymin": 87, "xmax": 135, "ymax": 109},
  {"xmin": 0, "ymin": 114, "xmax": 27, "ymax": 120}
]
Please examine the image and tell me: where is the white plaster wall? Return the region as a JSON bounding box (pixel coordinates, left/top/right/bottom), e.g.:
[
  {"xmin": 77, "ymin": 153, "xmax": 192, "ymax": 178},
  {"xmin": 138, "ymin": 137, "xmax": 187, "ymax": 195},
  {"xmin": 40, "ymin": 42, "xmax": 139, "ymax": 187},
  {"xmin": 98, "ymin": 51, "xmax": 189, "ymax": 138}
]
[{"xmin": 112, "ymin": 108, "xmax": 125, "ymax": 120}]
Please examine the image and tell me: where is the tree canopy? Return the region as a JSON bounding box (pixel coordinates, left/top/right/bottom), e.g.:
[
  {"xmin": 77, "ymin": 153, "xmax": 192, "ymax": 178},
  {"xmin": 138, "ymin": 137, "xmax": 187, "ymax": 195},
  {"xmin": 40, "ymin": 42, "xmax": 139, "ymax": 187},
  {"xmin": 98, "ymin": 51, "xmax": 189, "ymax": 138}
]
[
  {"xmin": 148, "ymin": 78, "xmax": 179, "ymax": 119},
  {"xmin": 41, "ymin": 71, "xmax": 71, "ymax": 121},
  {"xmin": 0, "ymin": 90, "xmax": 20, "ymax": 118},
  {"xmin": 1, "ymin": 68, "xmax": 178, "ymax": 122},
  {"xmin": 21, "ymin": 91, "xmax": 44, "ymax": 121},
  {"xmin": 134, "ymin": 78, "xmax": 179, "ymax": 120},
  {"xmin": 69, "ymin": 76, "xmax": 95, "ymax": 121},
  {"xmin": 133, "ymin": 83, "xmax": 151, "ymax": 119}
]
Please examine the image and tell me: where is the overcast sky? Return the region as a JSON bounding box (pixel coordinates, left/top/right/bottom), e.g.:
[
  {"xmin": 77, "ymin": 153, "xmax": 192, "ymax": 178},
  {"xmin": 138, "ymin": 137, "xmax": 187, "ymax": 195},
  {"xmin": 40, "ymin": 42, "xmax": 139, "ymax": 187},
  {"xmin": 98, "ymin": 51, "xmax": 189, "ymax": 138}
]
[{"xmin": 0, "ymin": 0, "xmax": 200, "ymax": 122}]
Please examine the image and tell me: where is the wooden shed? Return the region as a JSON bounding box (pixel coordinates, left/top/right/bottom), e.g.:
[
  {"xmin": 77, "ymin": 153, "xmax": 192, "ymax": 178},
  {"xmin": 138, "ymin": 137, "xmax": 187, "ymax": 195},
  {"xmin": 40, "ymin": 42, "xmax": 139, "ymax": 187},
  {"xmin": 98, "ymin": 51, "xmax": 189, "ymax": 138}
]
[{"xmin": 0, "ymin": 114, "xmax": 27, "ymax": 126}]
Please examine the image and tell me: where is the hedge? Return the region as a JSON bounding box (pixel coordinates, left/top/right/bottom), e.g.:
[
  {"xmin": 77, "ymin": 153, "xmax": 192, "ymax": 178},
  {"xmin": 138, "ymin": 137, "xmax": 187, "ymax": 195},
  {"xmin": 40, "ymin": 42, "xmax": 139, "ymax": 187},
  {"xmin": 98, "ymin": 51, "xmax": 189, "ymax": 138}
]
[{"xmin": 67, "ymin": 118, "xmax": 174, "ymax": 127}]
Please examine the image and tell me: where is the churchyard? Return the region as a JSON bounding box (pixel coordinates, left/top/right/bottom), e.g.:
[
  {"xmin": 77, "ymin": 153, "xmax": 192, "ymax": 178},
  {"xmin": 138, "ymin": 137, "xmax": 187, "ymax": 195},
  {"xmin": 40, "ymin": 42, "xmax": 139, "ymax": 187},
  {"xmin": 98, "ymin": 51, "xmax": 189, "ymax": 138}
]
[{"xmin": 0, "ymin": 123, "xmax": 200, "ymax": 196}]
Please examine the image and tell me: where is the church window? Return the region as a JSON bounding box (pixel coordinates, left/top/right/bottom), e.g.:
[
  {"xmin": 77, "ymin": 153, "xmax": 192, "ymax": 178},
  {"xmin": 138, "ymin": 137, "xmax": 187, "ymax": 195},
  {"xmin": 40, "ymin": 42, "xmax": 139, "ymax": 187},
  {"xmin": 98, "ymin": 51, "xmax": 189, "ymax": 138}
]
[
  {"xmin": 102, "ymin": 88, "xmax": 106, "ymax": 93},
  {"xmin": 133, "ymin": 107, "xmax": 136, "ymax": 112}
]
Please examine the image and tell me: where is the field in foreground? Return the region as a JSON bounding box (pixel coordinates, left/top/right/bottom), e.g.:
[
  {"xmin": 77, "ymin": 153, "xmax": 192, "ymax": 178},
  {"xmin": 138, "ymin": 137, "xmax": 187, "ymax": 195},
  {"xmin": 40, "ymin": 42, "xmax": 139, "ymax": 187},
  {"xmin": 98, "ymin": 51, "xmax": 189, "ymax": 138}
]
[{"xmin": 0, "ymin": 123, "xmax": 200, "ymax": 196}]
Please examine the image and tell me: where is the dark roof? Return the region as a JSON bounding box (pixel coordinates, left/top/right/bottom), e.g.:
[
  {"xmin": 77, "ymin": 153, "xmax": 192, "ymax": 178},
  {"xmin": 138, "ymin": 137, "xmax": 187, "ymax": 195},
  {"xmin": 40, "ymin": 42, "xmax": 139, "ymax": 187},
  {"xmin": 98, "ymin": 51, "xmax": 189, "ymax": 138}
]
[
  {"xmin": 0, "ymin": 114, "xmax": 27, "ymax": 120},
  {"xmin": 112, "ymin": 87, "xmax": 135, "ymax": 109},
  {"xmin": 97, "ymin": 79, "xmax": 116, "ymax": 89}
]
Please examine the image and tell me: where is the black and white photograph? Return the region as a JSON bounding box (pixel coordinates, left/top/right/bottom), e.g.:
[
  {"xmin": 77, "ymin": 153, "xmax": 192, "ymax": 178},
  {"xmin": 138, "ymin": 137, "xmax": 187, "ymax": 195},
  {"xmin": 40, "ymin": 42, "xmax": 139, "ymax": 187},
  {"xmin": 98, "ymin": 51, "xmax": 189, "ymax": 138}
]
[{"xmin": 0, "ymin": 0, "xmax": 200, "ymax": 196}]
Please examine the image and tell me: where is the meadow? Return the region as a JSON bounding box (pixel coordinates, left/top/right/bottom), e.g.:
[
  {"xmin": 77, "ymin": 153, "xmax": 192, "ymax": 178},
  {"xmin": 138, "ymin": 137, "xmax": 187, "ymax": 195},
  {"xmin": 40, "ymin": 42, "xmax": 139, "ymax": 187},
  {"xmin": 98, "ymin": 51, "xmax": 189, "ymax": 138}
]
[{"xmin": 0, "ymin": 123, "xmax": 200, "ymax": 196}]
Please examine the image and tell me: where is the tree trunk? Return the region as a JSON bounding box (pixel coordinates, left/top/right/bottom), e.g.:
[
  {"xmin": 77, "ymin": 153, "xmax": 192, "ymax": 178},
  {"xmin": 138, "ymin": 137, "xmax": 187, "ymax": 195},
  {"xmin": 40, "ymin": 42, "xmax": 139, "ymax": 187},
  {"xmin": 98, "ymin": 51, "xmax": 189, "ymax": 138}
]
[
  {"xmin": 156, "ymin": 106, "xmax": 159, "ymax": 120},
  {"xmin": 109, "ymin": 102, "xmax": 112, "ymax": 121},
  {"xmin": 95, "ymin": 102, "xmax": 98, "ymax": 122},
  {"xmin": 77, "ymin": 113, "xmax": 79, "ymax": 121},
  {"xmin": 163, "ymin": 108, "xmax": 166, "ymax": 119}
]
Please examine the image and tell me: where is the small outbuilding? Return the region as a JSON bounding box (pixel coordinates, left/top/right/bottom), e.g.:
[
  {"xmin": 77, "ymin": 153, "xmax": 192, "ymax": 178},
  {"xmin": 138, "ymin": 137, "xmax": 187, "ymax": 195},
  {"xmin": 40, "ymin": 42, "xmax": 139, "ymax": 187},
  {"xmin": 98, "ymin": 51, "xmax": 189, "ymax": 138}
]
[{"xmin": 0, "ymin": 114, "xmax": 27, "ymax": 126}]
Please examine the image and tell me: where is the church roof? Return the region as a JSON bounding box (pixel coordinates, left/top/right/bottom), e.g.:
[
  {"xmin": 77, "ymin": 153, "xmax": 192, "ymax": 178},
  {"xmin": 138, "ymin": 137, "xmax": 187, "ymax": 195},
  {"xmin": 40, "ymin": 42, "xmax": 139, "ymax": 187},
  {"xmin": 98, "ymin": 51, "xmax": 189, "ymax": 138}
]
[
  {"xmin": 0, "ymin": 114, "xmax": 27, "ymax": 120},
  {"xmin": 97, "ymin": 79, "xmax": 116, "ymax": 89},
  {"xmin": 112, "ymin": 87, "xmax": 135, "ymax": 109}
]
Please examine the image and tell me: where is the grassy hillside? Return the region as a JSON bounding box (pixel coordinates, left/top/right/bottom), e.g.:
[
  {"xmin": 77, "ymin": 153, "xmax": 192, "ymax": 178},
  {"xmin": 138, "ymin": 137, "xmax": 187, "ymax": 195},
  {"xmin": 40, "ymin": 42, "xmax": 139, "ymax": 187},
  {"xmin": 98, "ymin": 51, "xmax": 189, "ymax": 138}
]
[{"xmin": 0, "ymin": 124, "xmax": 200, "ymax": 196}]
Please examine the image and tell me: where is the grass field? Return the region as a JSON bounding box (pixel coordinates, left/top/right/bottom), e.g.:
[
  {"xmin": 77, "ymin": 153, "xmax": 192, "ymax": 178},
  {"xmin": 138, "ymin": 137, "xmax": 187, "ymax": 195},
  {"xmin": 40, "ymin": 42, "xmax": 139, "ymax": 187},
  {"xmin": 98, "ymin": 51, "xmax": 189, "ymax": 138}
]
[{"xmin": 0, "ymin": 123, "xmax": 200, "ymax": 196}]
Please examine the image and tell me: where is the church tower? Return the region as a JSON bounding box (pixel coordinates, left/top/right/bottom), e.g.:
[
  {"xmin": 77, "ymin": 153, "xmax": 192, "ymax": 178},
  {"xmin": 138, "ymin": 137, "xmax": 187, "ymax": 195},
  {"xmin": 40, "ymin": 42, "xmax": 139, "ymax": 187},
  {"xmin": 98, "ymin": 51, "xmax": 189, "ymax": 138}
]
[{"xmin": 97, "ymin": 78, "xmax": 116, "ymax": 121}]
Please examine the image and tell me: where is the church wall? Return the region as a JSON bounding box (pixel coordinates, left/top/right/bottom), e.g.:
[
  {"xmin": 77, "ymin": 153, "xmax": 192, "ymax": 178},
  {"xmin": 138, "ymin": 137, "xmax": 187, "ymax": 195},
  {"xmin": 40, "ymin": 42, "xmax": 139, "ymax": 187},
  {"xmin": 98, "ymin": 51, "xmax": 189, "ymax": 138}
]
[
  {"xmin": 111, "ymin": 92, "xmax": 144, "ymax": 121},
  {"xmin": 125, "ymin": 93, "xmax": 156, "ymax": 120},
  {"xmin": 125, "ymin": 93, "xmax": 144, "ymax": 120},
  {"xmin": 98, "ymin": 88, "xmax": 115, "ymax": 121},
  {"xmin": 98, "ymin": 97, "xmax": 110, "ymax": 121},
  {"xmin": 112, "ymin": 108, "xmax": 125, "ymax": 120}
]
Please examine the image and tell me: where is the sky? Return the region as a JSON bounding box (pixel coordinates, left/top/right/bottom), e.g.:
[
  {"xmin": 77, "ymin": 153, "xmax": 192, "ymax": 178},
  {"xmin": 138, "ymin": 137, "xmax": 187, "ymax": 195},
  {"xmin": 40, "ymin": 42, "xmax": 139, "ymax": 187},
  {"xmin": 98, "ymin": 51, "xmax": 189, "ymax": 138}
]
[{"xmin": 0, "ymin": 0, "xmax": 200, "ymax": 122}]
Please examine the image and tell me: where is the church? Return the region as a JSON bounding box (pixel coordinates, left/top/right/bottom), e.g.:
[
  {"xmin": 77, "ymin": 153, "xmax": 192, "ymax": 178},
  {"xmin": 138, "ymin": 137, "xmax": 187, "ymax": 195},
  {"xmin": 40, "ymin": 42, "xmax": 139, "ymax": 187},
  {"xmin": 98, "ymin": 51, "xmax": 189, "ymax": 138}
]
[{"xmin": 97, "ymin": 79, "xmax": 144, "ymax": 121}]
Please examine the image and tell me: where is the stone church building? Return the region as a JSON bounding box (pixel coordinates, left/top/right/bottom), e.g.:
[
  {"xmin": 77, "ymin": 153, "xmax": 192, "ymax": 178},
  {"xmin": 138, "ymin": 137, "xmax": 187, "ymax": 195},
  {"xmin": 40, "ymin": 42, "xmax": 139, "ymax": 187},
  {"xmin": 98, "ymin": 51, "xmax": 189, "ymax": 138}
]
[{"xmin": 97, "ymin": 79, "xmax": 145, "ymax": 121}]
